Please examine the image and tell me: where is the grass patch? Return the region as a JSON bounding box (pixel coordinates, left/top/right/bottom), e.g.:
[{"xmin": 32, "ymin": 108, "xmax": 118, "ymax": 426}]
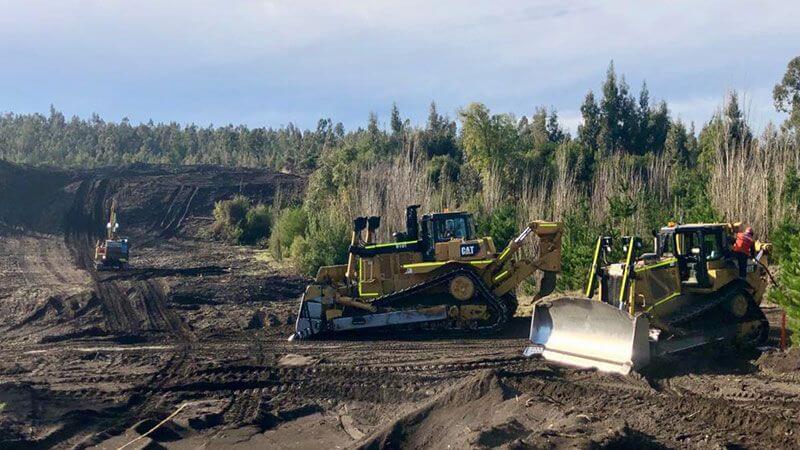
[{"xmin": 245, "ymin": 249, "xmax": 293, "ymax": 276}]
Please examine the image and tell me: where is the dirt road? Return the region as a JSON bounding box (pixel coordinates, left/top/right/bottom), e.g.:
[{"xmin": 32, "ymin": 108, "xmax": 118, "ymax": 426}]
[{"xmin": 1, "ymin": 161, "xmax": 799, "ymax": 449}]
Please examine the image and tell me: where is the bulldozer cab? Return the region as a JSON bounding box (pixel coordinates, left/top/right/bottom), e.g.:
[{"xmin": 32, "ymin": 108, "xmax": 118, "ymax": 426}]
[
  {"xmin": 432, "ymin": 214, "xmax": 474, "ymax": 242},
  {"xmin": 420, "ymin": 212, "xmax": 493, "ymax": 262},
  {"xmin": 657, "ymin": 225, "xmax": 729, "ymax": 289}
]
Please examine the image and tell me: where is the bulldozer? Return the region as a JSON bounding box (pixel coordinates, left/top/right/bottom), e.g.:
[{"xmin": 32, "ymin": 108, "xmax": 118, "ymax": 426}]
[
  {"xmin": 289, "ymin": 205, "xmax": 562, "ymax": 340},
  {"xmin": 526, "ymin": 222, "xmax": 771, "ymax": 374},
  {"xmin": 94, "ymin": 200, "xmax": 130, "ymax": 271}
]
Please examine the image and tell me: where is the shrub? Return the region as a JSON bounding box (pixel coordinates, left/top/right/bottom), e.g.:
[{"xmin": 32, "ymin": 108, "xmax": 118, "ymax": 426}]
[
  {"xmin": 269, "ymin": 207, "xmax": 309, "ymax": 260},
  {"xmin": 212, "ymin": 194, "xmax": 251, "ymax": 242},
  {"xmin": 769, "ymin": 233, "xmax": 800, "ymax": 342},
  {"xmin": 240, "ymin": 203, "xmax": 272, "ymax": 245},
  {"xmin": 289, "ymin": 235, "xmax": 309, "ymax": 263},
  {"xmin": 475, "ymin": 203, "xmax": 518, "ymax": 251},
  {"xmin": 211, "ymin": 194, "xmax": 272, "ymax": 245},
  {"xmin": 426, "ymin": 155, "xmax": 461, "ymax": 187},
  {"xmin": 291, "ymin": 209, "xmax": 350, "ymax": 276},
  {"xmin": 557, "ymin": 202, "xmax": 596, "ymax": 292},
  {"xmin": 772, "ymin": 215, "xmax": 800, "ymax": 264}
]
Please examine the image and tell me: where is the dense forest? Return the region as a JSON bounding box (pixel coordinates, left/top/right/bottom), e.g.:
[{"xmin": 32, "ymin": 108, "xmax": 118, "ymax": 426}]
[{"xmin": 3, "ymin": 59, "xmax": 800, "ymax": 329}]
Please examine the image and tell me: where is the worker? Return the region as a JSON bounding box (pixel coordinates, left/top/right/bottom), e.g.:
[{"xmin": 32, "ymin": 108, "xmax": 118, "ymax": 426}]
[{"xmin": 732, "ymin": 227, "xmax": 755, "ymax": 278}]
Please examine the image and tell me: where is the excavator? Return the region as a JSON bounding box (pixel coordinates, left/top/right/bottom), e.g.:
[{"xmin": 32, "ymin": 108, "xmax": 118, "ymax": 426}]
[
  {"xmin": 526, "ymin": 222, "xmax": 771, "ymax": 374},
  {"xmin": 290, "ymin": 205, "xmax": 562, "ymax": 340},
  {"xmin": 94, "ymin": 200, "xmax": 130, "ymax": 271}
]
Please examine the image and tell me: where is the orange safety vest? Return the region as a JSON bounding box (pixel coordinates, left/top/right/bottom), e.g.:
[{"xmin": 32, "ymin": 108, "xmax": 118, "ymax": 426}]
[{"xmin": 733, "ymin": 232, "xmax": 754, "ymax": 255}]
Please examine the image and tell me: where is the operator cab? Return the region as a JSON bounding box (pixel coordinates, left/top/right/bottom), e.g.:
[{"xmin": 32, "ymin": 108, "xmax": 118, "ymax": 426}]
[
  {"xmin": 420, "ymin": 212, "xmax": 486, "ymax": 261},
  {"xmin": 427, "ymin": 212, "xmax": 476, "ymax": 243},
  {"xmin": 656, "ymin": 224, "xmax": 728, "ymax": 288},
  {"xmin": 352, "ymin": 206, "xmax": 493, "ymax": 262}
]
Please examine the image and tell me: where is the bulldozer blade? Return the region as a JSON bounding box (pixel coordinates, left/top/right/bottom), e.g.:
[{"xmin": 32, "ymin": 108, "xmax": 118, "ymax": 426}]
[
  {"xmin": 290, "ymin": 299, "xmax": 324, "ymax": 341},
  {"xmin": 524, "ymin": 297, "xmax": 651, "ymax": 375},
  {"xmin": 289, "ymin": 299, "xmax": 449, "ymax": 341}
]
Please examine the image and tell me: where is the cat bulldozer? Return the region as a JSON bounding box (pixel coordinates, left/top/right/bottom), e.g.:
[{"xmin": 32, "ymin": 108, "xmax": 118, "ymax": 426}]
[
  {"xmin": 526, "ymin": 222, "xmax": 771, "ymax": 374},
  {"xmin": 94, "ymin": 200, "xmax": 130, "ymax": 271},
  {"xmin": 289, "ymin": 205, "xmax": 562, "ymax": 340}
]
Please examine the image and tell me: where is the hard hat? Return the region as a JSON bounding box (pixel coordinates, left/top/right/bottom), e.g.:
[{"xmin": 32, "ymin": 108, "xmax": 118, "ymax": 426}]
[{"xmin": 745, "ymin": 227, "xmax": 753, "ymax": 236}]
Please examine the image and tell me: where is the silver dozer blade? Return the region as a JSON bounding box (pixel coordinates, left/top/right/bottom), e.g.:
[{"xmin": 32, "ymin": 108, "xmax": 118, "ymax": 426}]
[{"xmin": 524, "ymin": 297, "xmax": 651, "ymax": 375}]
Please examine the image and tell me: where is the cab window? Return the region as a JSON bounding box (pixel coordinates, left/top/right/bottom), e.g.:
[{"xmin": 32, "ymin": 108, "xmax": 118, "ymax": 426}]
[
  {"xmin": 658, "ymin": 232, "xmax": 675, "ymax": 257},
  {"xmin": 703, "ymin": 232, "xmax": 723, "ymax": 260},
  {"xmin": 434, "ymin": 217, "xmax": 468, "ymax": 242}
]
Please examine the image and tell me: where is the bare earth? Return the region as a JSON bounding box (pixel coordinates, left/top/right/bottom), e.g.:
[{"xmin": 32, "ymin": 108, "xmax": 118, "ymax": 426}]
[{"xmin": 1, "ymin": 161, "xmax": 799, "ymax": 450}]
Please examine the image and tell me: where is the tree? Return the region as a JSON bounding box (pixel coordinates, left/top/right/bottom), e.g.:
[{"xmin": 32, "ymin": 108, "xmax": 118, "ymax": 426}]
[
  {"xmin": 724, "ymin": 91, "xmax": 751, "ymax": 147},
  {"xmin": 420, "ymin": 101, "xmax": 459, "ymax": 158},
  {"xmin": 546, "ymin": 110, "xmax": 565, "ymax": 143},
  {"xmin": 774, "ymin": 56, "xmax": 800, "ymax": 130},
  {"xmin": 637, "ymin": 81, "xmax": 651, "ymax": 153},
  {"xmin": 600, "ymin": 62, "xmax": 621, "ymax": 154},
  {"xmin": 367, "ymin": 112, "xmax": 380, "ymax": 137},
  {"xmin": 530, "ymin": 107, "xmax": 549, "ymax": 148},
  {"xmin": 390, "ymin": 103, "xmax": 403, "ymax": 135},
  {"xmin": 427, "ymin": 101, "xmax": 441, "ymax": 130},
  {"xmin": 769, "ymin": 233, "xmax": 800, "ymax": 339},
  {"xmin": 458, "ymin": 103, "xmax": 518, "ymax": 175},
  {"xmin": 647, "ymin": 101, "xmax": 670, "ymax": 154},
  {"xmin": 578, "ymin": 91, "xmax": 601, "ymax": 154},
  {"xmin": 665, "ymin": 120, "xmax": 691, "ymax": 166}
]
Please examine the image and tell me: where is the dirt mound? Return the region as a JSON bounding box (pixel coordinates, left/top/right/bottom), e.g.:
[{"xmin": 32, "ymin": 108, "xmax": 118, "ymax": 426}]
[
  {"xmin": 360, "ymin": 369, "xmax": 670, "ymax": 450},
  {"xmin": 758, "ymin": 348, "xmax": 800, "ymax": 373},
  {"xmin": 360, "ymin": 370, "xmax": 515, "ymax": 449}
]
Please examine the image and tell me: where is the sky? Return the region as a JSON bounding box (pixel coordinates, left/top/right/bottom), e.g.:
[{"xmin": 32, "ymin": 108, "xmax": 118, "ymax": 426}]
[{"xmin": 1, "ymin": 0, "xmax": 798, "ymax": 133}]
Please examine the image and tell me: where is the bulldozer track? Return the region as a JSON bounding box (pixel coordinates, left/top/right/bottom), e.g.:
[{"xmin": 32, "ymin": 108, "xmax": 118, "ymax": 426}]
[
  {"xmin": 357, "ymin": 264, "xmax": 509, "ymax": 335},
  {"xmin": 663, "ymin": 280, "xmax": 747, "ymax": 327},
  {"xmin": 659, "ymin": 280, "xmax": 770, "ymax": 348}
]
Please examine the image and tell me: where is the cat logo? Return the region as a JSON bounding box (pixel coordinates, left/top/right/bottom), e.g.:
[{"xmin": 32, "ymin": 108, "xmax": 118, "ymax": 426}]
[{"xmin": 460, "ymin": 243, "xmax": 480, "ymax": 257}]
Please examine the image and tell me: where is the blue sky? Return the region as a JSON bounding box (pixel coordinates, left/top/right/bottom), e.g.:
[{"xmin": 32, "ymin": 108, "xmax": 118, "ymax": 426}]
[{"xmin": 1, "ymin": 1, "xmax": 798, "ymax": 133}]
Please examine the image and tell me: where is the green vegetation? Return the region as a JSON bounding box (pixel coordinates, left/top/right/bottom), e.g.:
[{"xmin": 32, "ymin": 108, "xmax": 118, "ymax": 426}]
[
  {"xmin": 774, "ymin": 56, "xmax": 800, "ymax": 131},
  {"xmin": 268, "ymin": 207, "xmax": 309, "ymax": 260},
  {"xmin": 475, "ymin": 203, "xmax": 518, "ymax": 252},
  {"xmin": 3, "ymin": 59, "xmax": 800, "ymax": 304},
  {"xmin": 769, "ymin": 234, "xmax": 800, "ymax": 340},
  {"xmin": 289, "ymin": 210, "xmax": 351, "ymax": 276},
  {"xmin": 211, "ymin": 195, "xmax": 272, "ymax": 245}
]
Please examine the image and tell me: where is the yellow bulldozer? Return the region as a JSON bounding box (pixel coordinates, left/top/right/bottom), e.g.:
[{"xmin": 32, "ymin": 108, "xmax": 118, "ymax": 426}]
[
  {"xmin": 526, "ymin": 222, "xmax": 771, "ymax": 374},
  {"xmin": 290, "ymin": 205, "xmax": 562, "ymax": 340}
]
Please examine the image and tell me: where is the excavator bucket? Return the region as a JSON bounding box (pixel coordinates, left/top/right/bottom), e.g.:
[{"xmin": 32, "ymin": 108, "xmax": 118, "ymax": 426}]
[{"xmin": 524, "ymin": 297, "xmax": 651, "ymax": 375}]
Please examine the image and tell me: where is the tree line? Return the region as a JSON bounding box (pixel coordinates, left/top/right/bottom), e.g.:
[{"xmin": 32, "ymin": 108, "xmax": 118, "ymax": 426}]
[{"xmin": 2, "ymin": 59, "xmax": 800, "ymax": 306}]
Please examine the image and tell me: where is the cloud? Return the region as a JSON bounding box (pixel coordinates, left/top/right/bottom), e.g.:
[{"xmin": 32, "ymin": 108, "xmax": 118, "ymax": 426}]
[{"xmin": 0, "ymin": 1, "xmax": 797, "ymax": 129}]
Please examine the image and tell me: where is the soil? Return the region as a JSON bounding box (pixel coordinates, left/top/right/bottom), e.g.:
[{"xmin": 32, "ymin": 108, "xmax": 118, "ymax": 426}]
[{"xmin": 1, "ymin": 160, "xmax": 799, "ymax": 449}]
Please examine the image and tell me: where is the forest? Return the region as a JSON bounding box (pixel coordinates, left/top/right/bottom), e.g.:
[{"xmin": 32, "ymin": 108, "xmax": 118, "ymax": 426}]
[{"xmin": 3, "ymin": 59, "xmax": 800, "ymax": 332}]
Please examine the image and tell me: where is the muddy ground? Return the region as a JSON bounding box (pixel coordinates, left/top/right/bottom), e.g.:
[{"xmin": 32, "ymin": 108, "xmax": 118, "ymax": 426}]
[{"xmin": 1, "ymin": 161, "xmax": 799, "ymax": 450}]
